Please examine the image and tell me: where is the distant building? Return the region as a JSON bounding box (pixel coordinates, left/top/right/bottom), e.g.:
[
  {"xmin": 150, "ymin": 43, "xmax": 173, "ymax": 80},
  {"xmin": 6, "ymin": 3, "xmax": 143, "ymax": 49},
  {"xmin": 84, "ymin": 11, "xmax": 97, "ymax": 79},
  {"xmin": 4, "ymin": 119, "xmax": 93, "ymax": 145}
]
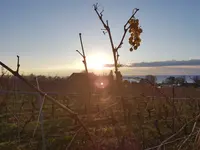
[
  {"xmin": 66, "ymin": 72, "xmax": 112, "ymax": 94},
  {"xmin": 66, "ymin": 72, "xmax": 97, "ymax": 94}
]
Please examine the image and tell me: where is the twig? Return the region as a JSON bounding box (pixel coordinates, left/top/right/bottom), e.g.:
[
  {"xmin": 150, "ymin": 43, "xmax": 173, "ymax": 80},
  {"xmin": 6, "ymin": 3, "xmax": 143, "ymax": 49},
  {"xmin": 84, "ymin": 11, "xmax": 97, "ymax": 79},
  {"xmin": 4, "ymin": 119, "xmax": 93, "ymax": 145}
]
[
  {"xmin": 94, "ymin": 3, "xmax": 139, "ymax": 51},
  {"xmin": 115, "ymin": 9, "xmax": 139, "ymax": 51},
  {"xmin": 20, "ymin": 114, "xmax": 34, "ymax": 135},
  {"xmin": 33, "ymin": 76, "xmax": 46, "ymax": 150},
  {"xmin": 93, "ymin": 101, "xmax": 120, "ymax": 118},
  {"xmin": 194, "ymin": 129, "xmax": 200, "ymax": 148},
  {"xmin": 157, "ymin": 113, "xmax": 200, "ymax": 150},
  {"xmin": 93, "ymin": 4, "xmax": 108, "ymax": 30},
  {"xmin": 0, "ymin": 60, "xmax": 97, "ymax": 149},
  {"xmin": 124, "ymin": 8, "xmax": 139, "ymax": 29},
  {"xmin": 7, "ymin": 106, "xmax": 19, "ymax": 123},
  {"xmin": 144, "ymin": 131, "xmax": 197, "ymax": 150},
  {"xmin": 76, "ymin": 50, "xmax": 84, "ymax": 58},
  {"xmin": 32, "ymin": 94, "xmax": 46, "ymax": 137},
  {"xmin": 0, "ymin": 61, "xmax": 75, "ymax": 114},
  {"xmin": 177, "ymin": 115, "xmax": 200, "ymax": 150},
  {"xmin": 76, "ymin": 33, "xmax": 92, "ymax": 116},
  {"xmin": 0, "ymin": 66, "xmax": 6, "ymax": 78},
  {"xmin": 154, "ymin": 120, "xmax": 163, "ymax": 140},
  {"xmin": 16, "ymin": 55, "xmax": 20, "ymax": 73},
  {"xmin": 93, "ymin": 3, "xmax": 119, "ymax": 77},
  {"xmin": 66, "ymin": 127, "xmax": 82, "ymax": 150}
]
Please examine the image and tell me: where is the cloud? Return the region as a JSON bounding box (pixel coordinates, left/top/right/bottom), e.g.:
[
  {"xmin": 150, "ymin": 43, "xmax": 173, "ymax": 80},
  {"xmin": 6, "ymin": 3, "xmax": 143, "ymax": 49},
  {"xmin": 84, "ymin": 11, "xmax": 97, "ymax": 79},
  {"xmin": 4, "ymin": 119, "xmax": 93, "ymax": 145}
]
[
  {"xmin": 104, "ymin": 59, "xmax": 200, "ymax": 68},
  {"xmin": 104, "ymin": 64, "xmax": 128, "ymax": 67}
]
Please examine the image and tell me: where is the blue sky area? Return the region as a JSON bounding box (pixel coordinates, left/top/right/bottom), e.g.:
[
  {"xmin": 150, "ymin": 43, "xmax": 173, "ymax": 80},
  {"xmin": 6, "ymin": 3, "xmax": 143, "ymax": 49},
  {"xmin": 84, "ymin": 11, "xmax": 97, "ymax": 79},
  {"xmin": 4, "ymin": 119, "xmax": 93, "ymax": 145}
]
[{"xmin": 0, "ymin": 0, "xmax": 200, "ymax": 76}]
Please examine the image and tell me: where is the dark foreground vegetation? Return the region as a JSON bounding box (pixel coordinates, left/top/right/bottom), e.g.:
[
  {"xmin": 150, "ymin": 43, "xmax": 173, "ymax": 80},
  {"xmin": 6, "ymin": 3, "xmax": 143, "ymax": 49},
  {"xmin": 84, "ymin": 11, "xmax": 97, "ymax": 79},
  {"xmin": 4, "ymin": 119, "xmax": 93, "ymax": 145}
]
[
  {"xmin": 1, "ymin": 3, "xmax": 200, "ymax": 150},
  {"xmin": 1, "ymin": 73, "xmax": 200, "ymax": 150}
]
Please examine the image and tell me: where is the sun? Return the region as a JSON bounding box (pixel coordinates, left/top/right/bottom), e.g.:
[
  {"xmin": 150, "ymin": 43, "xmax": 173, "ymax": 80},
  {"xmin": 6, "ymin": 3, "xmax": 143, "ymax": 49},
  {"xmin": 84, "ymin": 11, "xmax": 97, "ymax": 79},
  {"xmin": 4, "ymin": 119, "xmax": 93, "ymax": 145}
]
[{"xmin": 87, "ymin": 53, "xmax": 111, "ymax": 70}]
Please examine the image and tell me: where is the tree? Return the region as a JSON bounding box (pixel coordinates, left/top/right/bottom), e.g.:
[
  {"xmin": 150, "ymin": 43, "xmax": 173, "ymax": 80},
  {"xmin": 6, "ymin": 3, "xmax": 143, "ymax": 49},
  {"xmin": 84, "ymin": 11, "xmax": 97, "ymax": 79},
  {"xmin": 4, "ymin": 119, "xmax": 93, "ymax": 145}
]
[
  {"xmin": 175, "ymin": 76, "xmax": 186, "ymax": 85},
  {"xmin": 145, "ymin": 75, "xmax": 157, "ymax": 84},
  {"xmin": 139, "ymin": 75, "xmax": 157, "ymax": 84},
  {"xmin": 123, "ymin": 80, "xmax": 131, "ymax": 88},
  {"xmin": 164, "ymin": 76, "xmax": 186, "ymax": 86},
  {"xmin": 191, "ymin": 76, "xmax": 200, "ymax": 86},
  {"xmin": 164, "ymin": 76, "xmax": 176, "ymax": 85}
]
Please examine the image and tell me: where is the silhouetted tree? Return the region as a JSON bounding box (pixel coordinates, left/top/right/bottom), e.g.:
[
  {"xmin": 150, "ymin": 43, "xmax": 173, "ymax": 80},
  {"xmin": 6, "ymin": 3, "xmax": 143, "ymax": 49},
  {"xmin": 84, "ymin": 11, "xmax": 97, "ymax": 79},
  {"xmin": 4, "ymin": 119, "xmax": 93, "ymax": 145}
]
[
  {"xmin": 139, "ymin": 78, "xmax": 146, "ymax": 84},
  {"xmin": 175, "ymin": 76, "xmax": 186, "ymax": 85},
  {"xmin": 145, "ymin": 75, "xmax": 157, "ymax": 84},
  {"xmin": 191, "ymin": 76, "xmax": 200, "ymax": 87},
  {"xmin": 164, "ymin": 76, "xmax": 186, "ymax": 86},
  {"xmin": 139, "ymin": 75, "xmax": 157, "ymax": 84},
  {"xmin": 164, "ymin": 76, "xmax": 176, "ymax": 85},
  {"xmin": 123, "ymin": 80, "xmax": 130, "ymax": 89}
]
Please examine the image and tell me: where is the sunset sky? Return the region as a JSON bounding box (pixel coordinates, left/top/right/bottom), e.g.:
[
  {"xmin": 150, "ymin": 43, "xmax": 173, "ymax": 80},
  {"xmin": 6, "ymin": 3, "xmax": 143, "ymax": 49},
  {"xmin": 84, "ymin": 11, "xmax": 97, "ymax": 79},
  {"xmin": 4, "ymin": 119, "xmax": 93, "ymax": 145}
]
[{"xmin": 0, "ymin": 0, "xmax": 200, "ymax": 76}]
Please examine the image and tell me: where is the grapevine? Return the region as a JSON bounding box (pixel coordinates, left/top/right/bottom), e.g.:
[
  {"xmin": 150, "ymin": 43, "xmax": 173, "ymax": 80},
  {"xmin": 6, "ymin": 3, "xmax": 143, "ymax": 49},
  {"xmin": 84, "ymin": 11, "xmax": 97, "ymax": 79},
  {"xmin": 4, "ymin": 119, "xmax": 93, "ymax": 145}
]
[{"xmin": 128, "ymin": 18, "xmax": 143, "ymax": 51}]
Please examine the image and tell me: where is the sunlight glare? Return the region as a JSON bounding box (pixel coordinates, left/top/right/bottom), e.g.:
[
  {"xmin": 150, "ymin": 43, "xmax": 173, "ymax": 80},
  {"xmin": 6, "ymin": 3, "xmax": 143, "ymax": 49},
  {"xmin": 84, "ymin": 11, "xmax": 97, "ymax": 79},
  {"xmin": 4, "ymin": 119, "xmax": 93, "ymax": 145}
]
[{"xmin": 87, "ymin": 53, "xmax": 111, "ymax": 70}]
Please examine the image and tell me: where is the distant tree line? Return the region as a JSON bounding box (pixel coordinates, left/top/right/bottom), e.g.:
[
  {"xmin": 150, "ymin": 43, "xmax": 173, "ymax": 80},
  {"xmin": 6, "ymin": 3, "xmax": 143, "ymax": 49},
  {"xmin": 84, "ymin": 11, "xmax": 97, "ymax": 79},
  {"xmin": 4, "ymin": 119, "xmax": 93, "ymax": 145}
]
[
  {"xmin": 138, "ymin": 75, "xmax": 200, "ymax": 87},
  {"xmin": 162, "ymin": 76, "xmax": 186, "ymax": 85}
]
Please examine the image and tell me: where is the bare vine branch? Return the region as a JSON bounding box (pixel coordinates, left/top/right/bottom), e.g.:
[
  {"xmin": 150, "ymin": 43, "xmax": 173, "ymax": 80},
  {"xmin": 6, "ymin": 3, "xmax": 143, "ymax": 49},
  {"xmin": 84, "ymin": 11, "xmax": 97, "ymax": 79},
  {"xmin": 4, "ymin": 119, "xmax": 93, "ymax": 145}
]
[
  {"xmin": 0, "ymin": 60, "xmax": 97, "ymax": 149},
  {"xmin": 76, "ymin": 50, "xmax": 84, "ymax": 58},
  {"xmin": 94, "ymin": 3, "xmax": 118, "ymax": 78},
  {"xmin": 157, "ymin": 112, "xmax": 200, "ymax": 150},
  {"xmin": 76, "ymin": 33, "xmax": 92, "ymax": 116},
  {"xmin": 16, "ymin": 55, "xmax": 20, "ymax": 73},
  {"xmin": 66, "ymin": 127, "xmax": 82, "ymax": 150},
  {"xmin": 124, "ymin": 8, "xmax": 139, "ymax": 30},
  {"xmin": 94, "ymin": 3, "xmax": 140, "ymax": 84},
  {"xmin": 115, "ymin": 8, "xmax": 139, "ymax": 51}
]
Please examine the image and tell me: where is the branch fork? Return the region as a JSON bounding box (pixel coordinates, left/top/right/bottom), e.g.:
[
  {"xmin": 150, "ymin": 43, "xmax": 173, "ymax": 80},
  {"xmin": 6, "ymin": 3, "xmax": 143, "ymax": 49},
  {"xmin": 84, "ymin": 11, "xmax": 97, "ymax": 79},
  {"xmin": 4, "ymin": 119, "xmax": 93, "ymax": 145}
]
[{"xmin": 93, "ymin": 3, "xmax": 139, "ymax": 81}]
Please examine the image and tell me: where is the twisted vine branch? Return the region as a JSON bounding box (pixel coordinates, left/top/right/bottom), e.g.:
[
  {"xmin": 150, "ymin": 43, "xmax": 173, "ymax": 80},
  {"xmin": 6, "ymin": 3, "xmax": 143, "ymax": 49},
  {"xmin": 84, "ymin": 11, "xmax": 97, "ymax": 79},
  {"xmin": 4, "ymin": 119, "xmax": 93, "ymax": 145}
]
[
  {"xmin": 93, "ymin": 3, "xmax": 139, "ymax": 82},
  {"xmin": 0, "ymin": 57, "xmax": 97, "ymax": 149}
]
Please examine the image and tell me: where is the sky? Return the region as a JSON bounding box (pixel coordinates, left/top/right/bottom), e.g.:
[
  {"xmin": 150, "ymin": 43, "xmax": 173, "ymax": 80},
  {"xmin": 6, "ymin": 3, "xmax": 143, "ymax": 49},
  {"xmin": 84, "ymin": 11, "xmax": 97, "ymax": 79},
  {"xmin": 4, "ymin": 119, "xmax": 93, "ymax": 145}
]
[{"xmin": 0, "ymin": 0, "xmax": 200, "ymax": 76}]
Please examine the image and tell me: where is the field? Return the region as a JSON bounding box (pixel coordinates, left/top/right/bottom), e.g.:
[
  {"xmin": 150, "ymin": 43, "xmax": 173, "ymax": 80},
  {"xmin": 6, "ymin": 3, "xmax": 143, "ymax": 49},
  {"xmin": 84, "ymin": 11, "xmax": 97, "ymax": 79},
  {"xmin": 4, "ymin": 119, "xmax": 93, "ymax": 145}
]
[
  {"xmin": 1, "ymin": 0, "xmax": 199, "ymax": 149},
  {"xmin": 1, "ymin": 76, "xmax": 200, "ymax": 150}
]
